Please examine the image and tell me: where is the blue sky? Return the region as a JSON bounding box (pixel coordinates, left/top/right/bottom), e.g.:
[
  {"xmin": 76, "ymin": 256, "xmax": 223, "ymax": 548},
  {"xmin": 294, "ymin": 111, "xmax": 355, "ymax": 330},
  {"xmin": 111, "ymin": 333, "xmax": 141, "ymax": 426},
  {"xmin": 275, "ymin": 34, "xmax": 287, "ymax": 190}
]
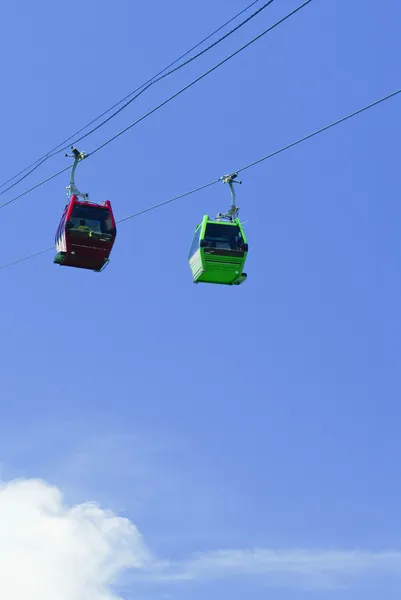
[{"xmin": 0, "ymin": 0, "xmax": 400, "ymax": 598}]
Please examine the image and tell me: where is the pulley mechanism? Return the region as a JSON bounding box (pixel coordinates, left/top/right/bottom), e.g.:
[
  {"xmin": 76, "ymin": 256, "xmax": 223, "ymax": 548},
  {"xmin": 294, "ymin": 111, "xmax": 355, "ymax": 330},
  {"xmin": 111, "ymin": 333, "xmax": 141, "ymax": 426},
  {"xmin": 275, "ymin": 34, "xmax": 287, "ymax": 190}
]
[
  {"xmin": 216, "ymin": 172, "xmax": 242, "ymax": 221},
  {"xmin": 65, "ymin": 146, "xmax": 89, "ymax": 201}
]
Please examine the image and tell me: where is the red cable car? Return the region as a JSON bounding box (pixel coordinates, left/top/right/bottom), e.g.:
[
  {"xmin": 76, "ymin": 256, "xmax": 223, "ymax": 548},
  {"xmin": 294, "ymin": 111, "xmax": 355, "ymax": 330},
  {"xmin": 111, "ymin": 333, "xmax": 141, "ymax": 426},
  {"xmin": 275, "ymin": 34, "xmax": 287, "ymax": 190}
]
[
  {"xmin": 54, "ymin": 147, "xmax": 117, "ymax": 272},
  {"xmin": 54, "ymin": 195, "xmax": 117, "ymax": 271}
]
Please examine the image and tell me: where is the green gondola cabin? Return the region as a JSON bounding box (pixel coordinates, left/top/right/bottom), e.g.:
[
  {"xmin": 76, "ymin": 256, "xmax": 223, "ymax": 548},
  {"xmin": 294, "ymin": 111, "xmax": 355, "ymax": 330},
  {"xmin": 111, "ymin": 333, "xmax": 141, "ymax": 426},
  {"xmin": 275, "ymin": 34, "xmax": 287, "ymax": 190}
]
[{"xmin": 189, "ymin": 215, "xmax": 248, "ymax": 285}]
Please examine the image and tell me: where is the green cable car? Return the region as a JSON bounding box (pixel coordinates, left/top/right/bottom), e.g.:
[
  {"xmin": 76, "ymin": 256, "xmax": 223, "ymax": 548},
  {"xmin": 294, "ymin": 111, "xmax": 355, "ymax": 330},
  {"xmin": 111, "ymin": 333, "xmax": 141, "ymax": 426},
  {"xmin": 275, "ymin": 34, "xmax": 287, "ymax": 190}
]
[{"xmin": 188, "ymin": 173, "xmax": 248, "ymax": 286}]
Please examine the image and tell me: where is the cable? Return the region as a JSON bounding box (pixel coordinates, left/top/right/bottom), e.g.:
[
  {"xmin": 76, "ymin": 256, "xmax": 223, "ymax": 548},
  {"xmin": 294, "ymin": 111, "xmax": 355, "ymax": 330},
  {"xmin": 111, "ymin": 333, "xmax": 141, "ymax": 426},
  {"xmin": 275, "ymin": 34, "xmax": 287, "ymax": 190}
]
[
  {"xmin": 116, "ymin": 89, "xmax": 400, "ymax": 223},
  {"xmin": 116, "ymin": 179, "xmax": 220, "ymax": 223},
  {"xmin": 0, "ymin": 246, "xmax": 54, "ymax": 270},
  {"xmin": 0, "ymin": 0, "xmax": 271, "ymax": 195},
  {"xmin": 0, "ymin": 0, "xmax": 310, "ymax": 211},
  {"xmin": 90, "ymin": 0, "xmax": 312, "ymax": 157},
  {"xmin": 55, "ymin": 0, "xmax": 276, "ymax": 156},
  {"xmin": 0, "ymin": 87, "xmax": 398, "ymax": 271},
  {"xmin": 0, "ymin": 165, "xmax": 71, "ymax": 209},
  {"xmin": 236, "ymin": 87, "xmax": 401, "ymax": 173}
]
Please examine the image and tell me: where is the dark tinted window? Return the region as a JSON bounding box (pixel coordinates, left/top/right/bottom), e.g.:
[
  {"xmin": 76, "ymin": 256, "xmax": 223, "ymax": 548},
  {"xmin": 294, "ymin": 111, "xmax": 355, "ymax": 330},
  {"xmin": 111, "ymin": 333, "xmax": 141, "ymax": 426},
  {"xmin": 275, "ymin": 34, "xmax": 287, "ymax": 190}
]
[
  {"xmin": 204, "ymin": 223, "xmax": 243, "ymax": 250},
  {"xmin": 189, "ymin": 226, "xmax": 201, "ymax": 258},
  {"xmin": 70, "ymin": 205, "xmax": 114, "ymax": 234}
]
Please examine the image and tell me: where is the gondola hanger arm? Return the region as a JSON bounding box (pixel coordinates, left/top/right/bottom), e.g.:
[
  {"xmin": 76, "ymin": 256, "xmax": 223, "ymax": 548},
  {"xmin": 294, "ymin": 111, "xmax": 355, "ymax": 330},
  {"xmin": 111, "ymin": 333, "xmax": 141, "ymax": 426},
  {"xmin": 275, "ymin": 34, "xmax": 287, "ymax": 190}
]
[
  {"xmin": 216, "ymin": 172, "xmax": 242, "ymax": 221},
  {"xmin": 65, "ymin": 146, "xmax": 89, "ymax": 200}
]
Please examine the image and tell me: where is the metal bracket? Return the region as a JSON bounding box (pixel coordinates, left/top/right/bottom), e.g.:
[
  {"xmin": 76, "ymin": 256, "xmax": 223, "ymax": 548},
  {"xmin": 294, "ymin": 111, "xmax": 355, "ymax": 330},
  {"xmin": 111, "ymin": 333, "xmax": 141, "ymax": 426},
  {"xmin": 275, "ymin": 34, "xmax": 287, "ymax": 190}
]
[
  {"xmin": 216, "ymin": 172, "xmax": 242, "ymax": 221},
  {"xmin": 65, "ymin": 146, "xmax": 89, "ymax": 200}
]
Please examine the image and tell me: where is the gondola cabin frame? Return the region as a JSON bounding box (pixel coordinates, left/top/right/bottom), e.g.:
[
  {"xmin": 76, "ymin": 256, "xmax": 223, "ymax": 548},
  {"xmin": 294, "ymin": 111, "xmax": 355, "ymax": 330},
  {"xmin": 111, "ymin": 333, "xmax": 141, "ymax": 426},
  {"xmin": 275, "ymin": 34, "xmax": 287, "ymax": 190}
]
[
  {"xmin": 189, "ymin": 215, "xmax": 248, "ymax": 285},
  {"xmin": 54, "ymin": 195, "xmax": 117, "ymax": 272}
]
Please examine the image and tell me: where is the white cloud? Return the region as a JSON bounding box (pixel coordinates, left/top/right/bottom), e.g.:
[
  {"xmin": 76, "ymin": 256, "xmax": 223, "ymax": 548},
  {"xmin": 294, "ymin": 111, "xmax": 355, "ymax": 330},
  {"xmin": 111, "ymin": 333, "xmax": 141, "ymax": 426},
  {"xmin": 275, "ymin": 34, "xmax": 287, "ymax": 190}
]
[
  {"xmin": 129, "ymin": 548, "xmax": 401, "ymax": 593},
  {"xmin": 1, "ymin": 477, "xmax": 401, "ymax": 598},
  {"xmin": 146, "ymin": 548, "xmax": 401, "ymax": 588},
  {"xmin": 0, "ymin": 478, "xmax": 151, "ymax": 600}
]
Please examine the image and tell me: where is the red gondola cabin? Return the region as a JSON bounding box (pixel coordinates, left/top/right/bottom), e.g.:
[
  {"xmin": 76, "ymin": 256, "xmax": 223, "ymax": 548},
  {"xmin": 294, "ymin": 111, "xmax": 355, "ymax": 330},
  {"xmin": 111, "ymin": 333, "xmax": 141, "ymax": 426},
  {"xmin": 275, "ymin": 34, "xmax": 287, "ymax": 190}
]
[{"xmin": 54, "ymin": 195, "xmax": 117, "ymax": 272}]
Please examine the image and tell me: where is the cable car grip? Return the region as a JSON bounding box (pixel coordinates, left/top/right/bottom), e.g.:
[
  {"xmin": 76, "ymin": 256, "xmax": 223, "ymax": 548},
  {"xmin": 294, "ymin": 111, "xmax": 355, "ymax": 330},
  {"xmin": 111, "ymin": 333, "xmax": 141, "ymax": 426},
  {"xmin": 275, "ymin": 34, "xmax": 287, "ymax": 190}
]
[
  {"xmin": 65, "ymin": 146, "xmax": 89, "ymax": 201},
  {"xmin": 217, "ymin": 172, "xmax": 242, "ymax": 221}
]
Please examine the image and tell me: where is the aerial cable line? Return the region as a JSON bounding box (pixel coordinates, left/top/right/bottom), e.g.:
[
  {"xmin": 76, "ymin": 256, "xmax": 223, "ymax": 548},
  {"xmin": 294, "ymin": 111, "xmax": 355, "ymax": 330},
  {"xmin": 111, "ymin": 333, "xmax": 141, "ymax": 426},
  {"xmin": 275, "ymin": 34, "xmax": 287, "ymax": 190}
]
[
  {"xmin": 0, "ymin": 0, "xmax": 273, "ymax": 195},
  {"xmin": 0, "ymin": 0, "xmax": 312, "ymax": 211},
  {"xmin": 0, "ymin": 87, "xmax": 398, "ymax": 271},
  {"xmin": 55, "ymin": 0, "xmax": 276, "ymax": 155},
  {"xmin": 235, "ymin": 88, "xmax": 401, "ymax": 173},
  {"xmin": 90, "ymin": 0, "xmax": 310, "ymax": 157},
  {"xmin": 116, "ymin": 88, "xmax": 401, "ymax": 222}
]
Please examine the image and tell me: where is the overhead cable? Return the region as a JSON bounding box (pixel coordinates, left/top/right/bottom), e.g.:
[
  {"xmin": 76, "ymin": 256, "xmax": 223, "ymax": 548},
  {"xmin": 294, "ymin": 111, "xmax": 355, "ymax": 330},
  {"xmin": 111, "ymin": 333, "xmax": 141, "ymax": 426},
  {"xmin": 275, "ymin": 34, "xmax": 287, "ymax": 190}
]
[
  {"xmin": 0, "ymin": 0, "xmax": 273, "ymax": 195},
  {"xmin": 0, "ymin": 0, "xmax": 312, "ymax": 211},
  {"xmin": 0, "ymin": 86, "xmax": 398, "ymax": 271},
  {"xmin": 90, "ymin": 0, "xmax": 312, "ymax": 157}
]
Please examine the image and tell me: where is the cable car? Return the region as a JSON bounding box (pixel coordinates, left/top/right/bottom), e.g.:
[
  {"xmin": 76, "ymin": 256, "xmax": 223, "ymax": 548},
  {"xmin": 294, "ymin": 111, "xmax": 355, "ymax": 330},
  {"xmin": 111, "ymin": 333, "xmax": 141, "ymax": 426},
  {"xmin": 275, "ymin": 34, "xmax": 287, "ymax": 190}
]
[
  {"xmin": 54, "ymin": 195, "xmax": 116, "ymax": 271},
  {"xmin": 54, "ymin": 147, "xmax": 117, "ymax": 272},
  {"xmin": 188, "ymin": 173, "xmax": 248, "ymax": 286},
  {"xmin": 189, "ymin": 216, "xmax": 248, "ymax": 285}
]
